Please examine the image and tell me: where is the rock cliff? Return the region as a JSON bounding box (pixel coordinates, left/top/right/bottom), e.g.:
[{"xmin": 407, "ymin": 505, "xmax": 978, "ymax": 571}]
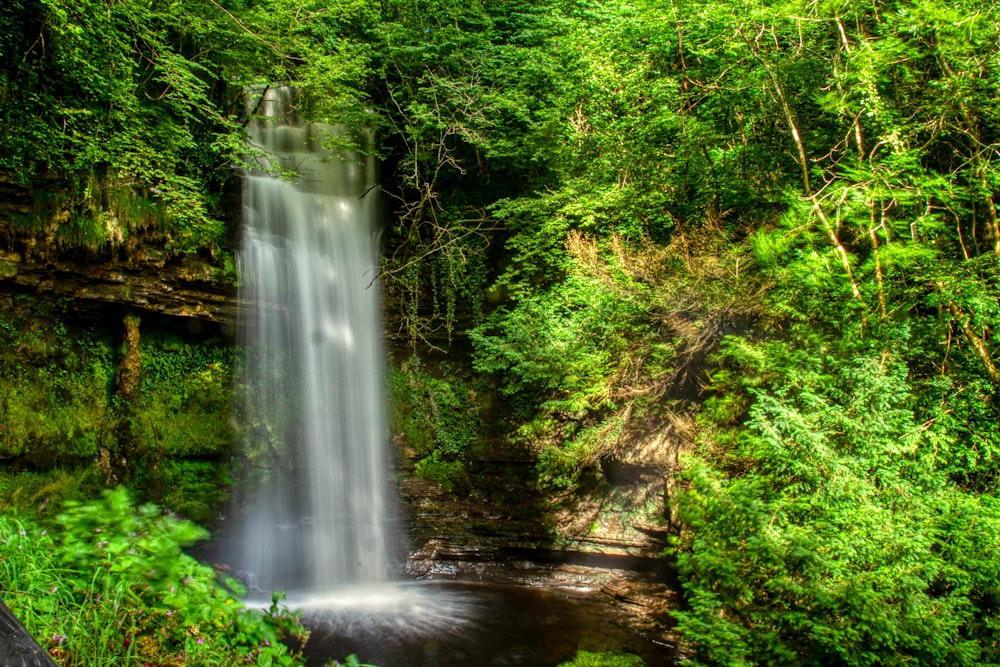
[{"xmin": 0, "ymin": 175, "xmax": 236, "ymax": 324}]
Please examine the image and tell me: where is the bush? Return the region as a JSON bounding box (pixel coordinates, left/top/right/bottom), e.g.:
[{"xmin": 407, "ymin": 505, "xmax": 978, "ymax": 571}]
[
  {"xmin": 671, "ymin": 337, "xmax": 1000, "ymax": 666},
  {"xmin": 0, "ymin": 488, "xmax": 308, "ymax": 667},
  {"xmin": 391, "ymin": 355, "xmax": 481, "ymax": 489}
]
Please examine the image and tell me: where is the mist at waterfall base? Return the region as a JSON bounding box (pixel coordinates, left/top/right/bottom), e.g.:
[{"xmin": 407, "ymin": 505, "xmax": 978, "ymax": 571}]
[{"xmin": 228, "ymin": 88, "xmax": 674, "ymax": 667}]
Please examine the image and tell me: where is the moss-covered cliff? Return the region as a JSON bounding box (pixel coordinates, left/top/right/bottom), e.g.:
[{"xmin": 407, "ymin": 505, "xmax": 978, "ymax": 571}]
[{"xmin": 0, "ymin": 296, "xmax": 234, "ymax": 521}]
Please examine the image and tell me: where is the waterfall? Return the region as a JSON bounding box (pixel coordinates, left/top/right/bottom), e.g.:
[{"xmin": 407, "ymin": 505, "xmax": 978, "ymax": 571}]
[{"xmin": 233, "ymin": 86, "xmax": 389, "ymax": 595}]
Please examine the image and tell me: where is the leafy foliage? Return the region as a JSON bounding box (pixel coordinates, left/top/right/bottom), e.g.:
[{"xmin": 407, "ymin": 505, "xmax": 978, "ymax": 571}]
[
  {"xmin": 472, "ymin": 228, "xmax": 750, "ymax": 492},
  {"xmin": 673, "ymin": 335, "xmax": 1000, "ymax": 666},
  {"xmin": 0, "ymin": 0, "xmax": 271, "ymax": 252},
  {"xmin": 0, "ymin": 488, "xmax": 309, "ymax": 666},
  {"xmin": 391, "ymin": 355, "xmax": 482, "ymax": 490},
  {"xmin": 661, "ymin": 4, "xmax": 1000, "ymax": 661}
]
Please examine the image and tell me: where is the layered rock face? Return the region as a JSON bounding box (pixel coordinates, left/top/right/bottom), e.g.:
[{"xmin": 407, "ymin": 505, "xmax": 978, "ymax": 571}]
[
  {"xmin": 0, "ymin": 247, "xmax": 235, "ymax": 324},
  {"xmin": 0, "ymin": 174, "xmax": 236, "ymax": 324},
  {"xmin": 396, "ymin": 402, "xmax": 685, "ymax": 644}
]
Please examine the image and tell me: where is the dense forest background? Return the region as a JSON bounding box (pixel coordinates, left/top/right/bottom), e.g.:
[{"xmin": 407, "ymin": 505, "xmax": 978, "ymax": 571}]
[{"xmin": 2, "ymin": 0, "xmax": 1000, "ymax": 665}]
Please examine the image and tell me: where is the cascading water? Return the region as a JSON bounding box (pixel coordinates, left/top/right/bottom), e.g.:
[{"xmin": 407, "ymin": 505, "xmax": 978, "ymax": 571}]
[
  {"xmin": 225, "ymin": 87, "xmax": 674, "ymax": 667},
  {"xmin": 233, "ymin": 86, "xmax": 390, "ymax": 595}
]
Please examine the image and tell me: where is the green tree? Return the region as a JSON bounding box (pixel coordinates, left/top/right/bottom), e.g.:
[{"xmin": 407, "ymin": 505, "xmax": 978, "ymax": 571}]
[
  {"xmin": 666, "ymin": 1, "xmax": 1000, "ymax": 662},
  {"xmin": 0, "ymin": 0, "xmax": 295, "ymax": 252}
]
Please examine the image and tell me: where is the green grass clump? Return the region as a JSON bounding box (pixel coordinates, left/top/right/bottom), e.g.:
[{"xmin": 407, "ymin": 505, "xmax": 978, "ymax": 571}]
[
  {"xmin": 558, "ymin": 650, "xmax": 647, "ymax": 666},
  {"xmin": 0, "ymin": 468, "xmax": 102, "ymax": 514}
]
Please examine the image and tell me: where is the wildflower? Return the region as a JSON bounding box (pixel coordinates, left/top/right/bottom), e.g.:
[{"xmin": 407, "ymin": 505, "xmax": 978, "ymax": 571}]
[
  {"xmin": 51, "ymin": 634, "xmax": 66, "ymax": 645},
  {"xmin": 197, "ymin": 638, "xmax": 204, "ymax": 645},
  {"xmin": 166, "ymin": 610, "xmax": 173, "ymax": 617},
  {"xmin": 19, "ymin": 530, "xmax": 25, "ymax": 535},
  {"xmin": 50, "ymin": 586, "xmax": 58, "ymax": 593},
  {"xmin": 40, "ymin": 530, "xmax": 46, "ymax": 536}
]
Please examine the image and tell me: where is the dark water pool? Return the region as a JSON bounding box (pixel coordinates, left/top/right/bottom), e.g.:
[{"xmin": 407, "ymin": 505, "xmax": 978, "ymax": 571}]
[{"xmin": 291, "ymin": 582, "xmax": 677, "ymax": 667}]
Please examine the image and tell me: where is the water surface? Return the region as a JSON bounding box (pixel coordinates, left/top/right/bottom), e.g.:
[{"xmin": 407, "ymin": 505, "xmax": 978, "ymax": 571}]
[{"xmin": 295, "ymin": 582, "xmax": 677, "ymax": 667}]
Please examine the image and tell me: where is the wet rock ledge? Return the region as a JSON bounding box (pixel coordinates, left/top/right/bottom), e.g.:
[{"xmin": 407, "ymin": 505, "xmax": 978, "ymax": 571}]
[
  {"xmin": 397, "ymin": 457, "xmax": 681, "ymax": 645},
  {"xmin": 0, "ymin": 247, "xmax": 236, "ymax": 324},
  {"xmin": 0, "ymin": 172, "xmax": 237, "ymax": 323}
]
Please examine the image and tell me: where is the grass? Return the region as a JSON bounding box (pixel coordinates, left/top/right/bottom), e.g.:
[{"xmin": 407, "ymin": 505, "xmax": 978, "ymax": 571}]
[{"xmin": 558, "ymin": 650, "xmax": 647, "ymax": 666}]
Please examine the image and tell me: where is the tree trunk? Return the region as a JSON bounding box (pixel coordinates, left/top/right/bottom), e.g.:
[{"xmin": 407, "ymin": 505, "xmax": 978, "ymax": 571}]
[
  {"xmin": 749, "ymin": 26, "xmax": 863, "ymax": 301},
  {"xmin": 115, "ymin": 313, "xmax": 142, "ymax": 400}
]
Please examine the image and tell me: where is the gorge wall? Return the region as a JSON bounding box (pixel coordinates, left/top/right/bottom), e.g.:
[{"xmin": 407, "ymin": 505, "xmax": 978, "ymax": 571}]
[
  {"xmin": 0, "ymin": 175, "xmax": 236, "ymax": 324},
  {"xmin": 0, "ymin": 178, "xmax": 680, "ymax": 643}
]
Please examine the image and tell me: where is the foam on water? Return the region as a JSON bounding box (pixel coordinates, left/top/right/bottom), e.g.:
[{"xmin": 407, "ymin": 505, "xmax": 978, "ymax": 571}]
[{"xmin": 247, "ymin": 582, "xmax": 481, "ymax": 643}]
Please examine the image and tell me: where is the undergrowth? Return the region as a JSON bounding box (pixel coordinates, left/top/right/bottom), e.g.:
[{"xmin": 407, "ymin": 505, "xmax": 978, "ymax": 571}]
[
  {"xmin": 0, "ymin": 487, "xmax": 308, "ymax": 666},
  {"xmin": 391, "ymin": 355, "xmax": 482, "ymax": 491},
  {"xmin": 557, "ymin": 650, "xmax": 647, "ymax": 666},
  {"xmin": 472, "ymin": 227, "xmax": 755, "ymax": 494},
  {"xmin": 0, "ymin": 301, "xmax": 233, "ymax": 519}
]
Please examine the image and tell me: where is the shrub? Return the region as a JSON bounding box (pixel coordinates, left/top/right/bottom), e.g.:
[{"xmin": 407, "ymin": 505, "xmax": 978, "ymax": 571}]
[
  {"xmin": 672, "ymin": 338, "xmax": 1000, "ymax": 666},
  {"xmin": 391, "ymin": 355, "xmax": 482, "ymax": 489},
  {"xmin": 0, "ymin": 488, "xmax": 308, "ymax": 666}
]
